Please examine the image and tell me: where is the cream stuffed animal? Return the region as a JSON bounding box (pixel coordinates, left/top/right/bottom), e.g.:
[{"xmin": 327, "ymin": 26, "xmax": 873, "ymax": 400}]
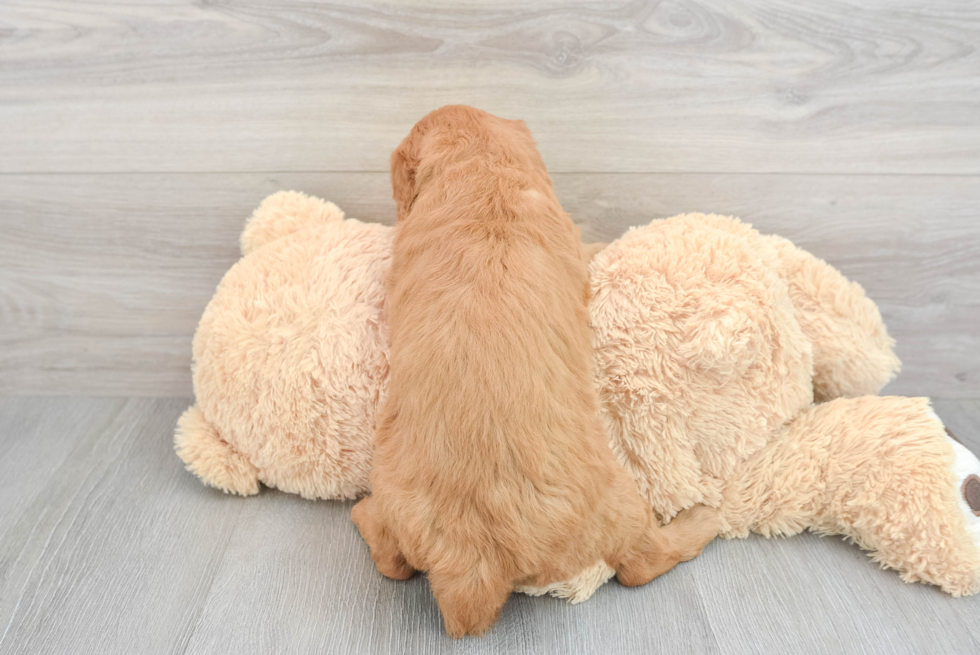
[{"xmin": 176, "ymin": 191, "xmax": 980, "ymax": 600}]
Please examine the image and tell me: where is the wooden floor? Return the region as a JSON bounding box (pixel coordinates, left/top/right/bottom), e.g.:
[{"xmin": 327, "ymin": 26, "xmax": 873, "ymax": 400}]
[
  {"xmin": 3, "ymin": 1, "xmax": 980, "ymax": 653},
  {"xmin": 0, "ymin": 397, "xmax": 977, "ymax": 654}
]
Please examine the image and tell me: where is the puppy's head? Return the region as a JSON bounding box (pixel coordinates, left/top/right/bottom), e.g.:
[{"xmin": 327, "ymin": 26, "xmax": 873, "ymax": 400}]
[{"xmin": 390, "ymin": 105, "xmax": 546, "ymax": 221}]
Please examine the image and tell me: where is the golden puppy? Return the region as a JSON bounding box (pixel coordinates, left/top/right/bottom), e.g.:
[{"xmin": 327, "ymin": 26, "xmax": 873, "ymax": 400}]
[{"xmin": 352, "ymin": 106, "xmax": 718, "ymax": 637}]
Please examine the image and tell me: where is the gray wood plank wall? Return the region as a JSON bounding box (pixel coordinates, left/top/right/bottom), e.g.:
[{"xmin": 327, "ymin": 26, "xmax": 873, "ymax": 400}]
[{"xmin": 1, "ymin": 0, "xmax": 979, "ymax": 397}]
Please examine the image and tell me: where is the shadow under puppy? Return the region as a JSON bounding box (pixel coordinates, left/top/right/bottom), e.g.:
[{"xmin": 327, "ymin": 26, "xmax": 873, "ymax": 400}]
[{"xmin": 351, "ymin": 105, "xmax": 719, "ymax": 637}]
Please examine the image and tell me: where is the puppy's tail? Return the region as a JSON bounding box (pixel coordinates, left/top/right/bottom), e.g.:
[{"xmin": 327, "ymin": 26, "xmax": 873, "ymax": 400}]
[
  {"xmin": 427, "ymin": 561, "xmax": 512, "ymax": 638},
  {"xmin": 174, "ymin": 404, "xmax": 260, "ymax": 496}
]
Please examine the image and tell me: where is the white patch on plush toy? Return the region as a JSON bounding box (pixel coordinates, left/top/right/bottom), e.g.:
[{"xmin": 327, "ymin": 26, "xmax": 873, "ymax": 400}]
[
  {"xmin": 515, "ymin": 561, "xmax": 616, "ymax": 604},
  {"xmin": 929, "ymin": 410, "xmax": 980, "ymax": 550},
  {"xmin": 946, "ymin": 437, "xmax": 980, "ymax": 546}
]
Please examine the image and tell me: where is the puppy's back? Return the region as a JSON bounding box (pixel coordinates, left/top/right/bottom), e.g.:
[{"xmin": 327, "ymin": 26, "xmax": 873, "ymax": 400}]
[
  {"xmin": 353, "ymin": 107, "xmax": 716, "ymax": 639},
  {"xmin": 379, "ymin": 157, "xmax": 622, "ymax": 569}
]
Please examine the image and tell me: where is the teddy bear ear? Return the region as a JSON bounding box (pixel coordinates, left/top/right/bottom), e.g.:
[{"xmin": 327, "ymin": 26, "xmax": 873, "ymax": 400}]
[
  {"xmin": 390, "ymin": 135, "xmax": 420, "ymax": 222},
  {"xmin": 240, "ymin": 191, "xmax": 345, "ymax": 256}
]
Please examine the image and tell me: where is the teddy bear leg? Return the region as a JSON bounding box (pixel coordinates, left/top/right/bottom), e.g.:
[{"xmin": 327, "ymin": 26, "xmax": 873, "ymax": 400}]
[
  {"xmin": 174, "ymin": 405, "xmax": 260, "ymax": 496},
  {"xmin": 932, "ymin": 412, "xmax": 980, "ymax": 557},
  {"xmin": 862, "ymin": 404, "xmax": 980, "ymax": 595},
  {"xmin": 724, "ymin": 396, "xmax": 980, "ymax": 596},
  {"xmin": 350, "ymin": 496, "xmax": 415, "ymax": 581}
]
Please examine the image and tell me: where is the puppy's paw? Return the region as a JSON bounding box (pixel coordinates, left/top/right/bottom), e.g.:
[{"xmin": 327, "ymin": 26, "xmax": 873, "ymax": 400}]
[
  {"xmin": 351, "ymin": 498, "xmax": 415, "ymax": 581},
  {"xmin": 666, "ymin": 504, "xmax": 721, "ymax": 562}
]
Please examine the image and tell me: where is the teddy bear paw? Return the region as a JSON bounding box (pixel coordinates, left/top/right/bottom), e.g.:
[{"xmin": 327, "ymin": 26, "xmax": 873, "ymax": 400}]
[{"xmin": 945, "ymin": 427, "xmax": 980, "ymax": 545}]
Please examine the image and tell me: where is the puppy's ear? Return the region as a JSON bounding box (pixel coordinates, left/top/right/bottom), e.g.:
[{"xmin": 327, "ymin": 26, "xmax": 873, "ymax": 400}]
[
  {"xmin": 581, "ymin": 241, "xmax": 608, "ymax": 264},
  {"xmin": 390, "ymin": 131, "xmax": 420, "ymax": 222}
]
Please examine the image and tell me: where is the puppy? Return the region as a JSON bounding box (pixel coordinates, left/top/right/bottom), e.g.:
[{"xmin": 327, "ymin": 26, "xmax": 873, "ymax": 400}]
[{"xmin": 352, "ymin": 105, "xmax": 718, "ymax": 637}]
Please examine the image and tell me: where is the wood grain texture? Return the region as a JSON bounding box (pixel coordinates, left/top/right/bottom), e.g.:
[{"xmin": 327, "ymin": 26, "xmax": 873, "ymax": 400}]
[
  {"xmin": 1, "ymin": 172, "xmax": 977, "ymax": 397},
  {"xmin": 1, "ymin": 0, "xmax": 979, "ymax": 174},
  {"xmin": 0, "ymin": 398, "xmax": 244, "ymax": 655},
  {"xmin": 3, "ymin": 1, "xmax": 978, "ymax": 650},
  {"xmin": 0, "ymin": 397, "xmax": 978, "ymax": 654}
]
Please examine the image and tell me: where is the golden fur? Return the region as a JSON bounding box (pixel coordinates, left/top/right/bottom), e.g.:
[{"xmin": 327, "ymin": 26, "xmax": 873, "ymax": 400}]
[{"xmin": 351, "ymin": 106, "xmax": 719, "ymax": 637}]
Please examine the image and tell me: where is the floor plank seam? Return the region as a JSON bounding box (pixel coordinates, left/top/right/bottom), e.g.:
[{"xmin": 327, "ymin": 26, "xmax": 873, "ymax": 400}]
[{"xmin": 171, "ymin": 502, "xmax": 246, "ymax": 655}]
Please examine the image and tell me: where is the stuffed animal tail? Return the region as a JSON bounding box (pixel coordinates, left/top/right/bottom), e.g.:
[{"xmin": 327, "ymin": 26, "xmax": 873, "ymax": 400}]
[{"xmin": 174, "ymin": 404, "xmax": 260, "ymax": 496}]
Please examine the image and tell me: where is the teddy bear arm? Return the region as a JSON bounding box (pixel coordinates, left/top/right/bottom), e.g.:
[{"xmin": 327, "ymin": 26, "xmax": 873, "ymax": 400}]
[{"xmin": 762, "ymin": 235, "xmax": 900, "ymax": 401}]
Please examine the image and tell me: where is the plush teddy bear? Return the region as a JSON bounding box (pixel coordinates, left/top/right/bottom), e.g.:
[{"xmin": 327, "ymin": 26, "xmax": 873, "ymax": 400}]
[{"xmin": 175, "ymin": 191, "xmax": 980, "ymax": 601}]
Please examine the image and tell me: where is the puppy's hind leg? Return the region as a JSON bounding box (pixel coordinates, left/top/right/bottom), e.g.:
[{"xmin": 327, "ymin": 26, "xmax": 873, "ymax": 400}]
[
  {"xmin": 615, "ymin": 520, "xmax": 682, "ymax": 587},
  {"xmin": 615, "ymin": 505, "xmax": 720, "ymax": 587},
  {"xmin": 351, "ymin": 496, "xmax": 415, "ymax": 580},
  {"xmin": 662, "ymin": 504, "xmax": 721, "ymax": 562},
  {"xmin": 428, "ymin": 564, "xmax": 512, "ymax": 638}
]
